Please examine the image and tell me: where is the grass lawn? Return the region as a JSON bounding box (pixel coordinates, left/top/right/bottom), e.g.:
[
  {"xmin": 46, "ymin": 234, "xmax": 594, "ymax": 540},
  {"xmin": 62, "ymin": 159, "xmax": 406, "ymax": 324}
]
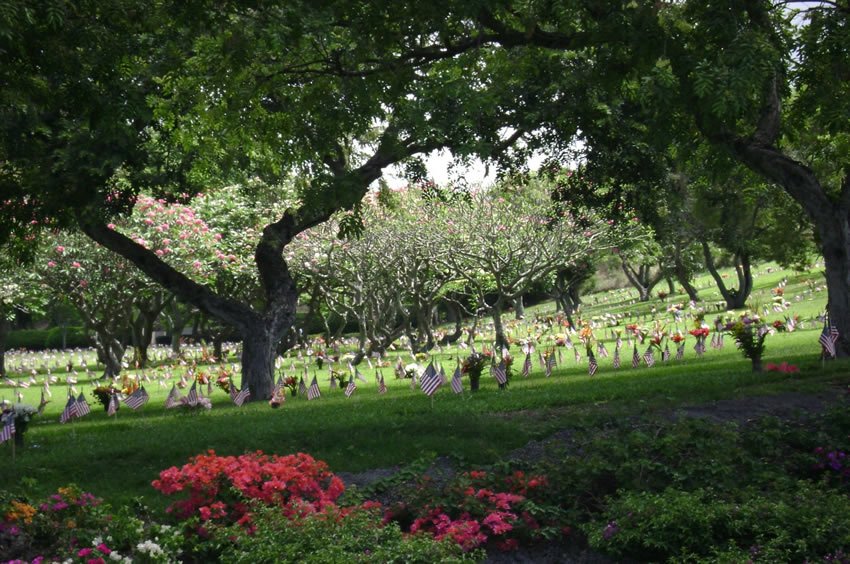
[{"xmin": 0, "ymin": 261, "xmax": 846, "ymax": 516}]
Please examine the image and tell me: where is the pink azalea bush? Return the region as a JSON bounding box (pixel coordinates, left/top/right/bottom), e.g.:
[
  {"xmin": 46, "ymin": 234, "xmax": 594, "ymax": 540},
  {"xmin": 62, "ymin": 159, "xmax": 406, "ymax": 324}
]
[{"xmin": 152, "ymin": 450, "xmax": 345, "ymax": 529}]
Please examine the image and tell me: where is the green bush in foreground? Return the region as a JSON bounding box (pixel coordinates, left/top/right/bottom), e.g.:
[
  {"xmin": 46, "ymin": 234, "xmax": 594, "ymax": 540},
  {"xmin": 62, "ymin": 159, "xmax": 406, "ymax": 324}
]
[
  {"xmin": 585, "ymin": 483, "xmax": 850, "ymax": 563},
  {"xmin": 209, "ymin": 503, "xmax": 480, "ymax": 563}
]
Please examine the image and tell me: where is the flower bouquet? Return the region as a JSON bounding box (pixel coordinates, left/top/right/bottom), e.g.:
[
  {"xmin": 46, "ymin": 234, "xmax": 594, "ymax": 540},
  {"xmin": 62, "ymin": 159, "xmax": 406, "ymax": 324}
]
[
  {"xmin": 725, "ymin": 314, "xmax": 770, "ymax": 372},
  {"xmin": 461, "ymin": 352, "xmax": 488, "ymax": 392},
  {"xmin": 92, "ymin": 386, "xmax": 120, "ymax": 411}
]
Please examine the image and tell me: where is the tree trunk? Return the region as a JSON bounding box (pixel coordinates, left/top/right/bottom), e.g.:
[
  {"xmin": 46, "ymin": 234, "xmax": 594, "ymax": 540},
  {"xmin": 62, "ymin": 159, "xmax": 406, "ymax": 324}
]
[
  {"xmin": 240, "ymin": 325, "xmax": 276, "ymax": 400},
  {"xmin": 0, "ymin": 318, "xmax": 9, "ymax": 378},
  {"xmin": 514, "ymin": 295, "xmax": 525, "ymax": 320},
  {"xmin": 701, "ymin": 241, "xmax": 751, "ymax": 310},
  {"xmin": 666, "ymin": 277, "xmax": 675, "ymax": 295},
  {"xmin": 93, "ymin": 331, "xmax": 125, "ymax": 379},
  {"xmin": 621, "ymin": 260, "xmax": 663, "ymax": 302},
  {"xmin": 439, "ymin": 300, "xmax": 464, "ymax": 345},
  {"xmin": 820, "ymin": 211, "xmax": 850, "ymax": 357},
  {"xmin": 491, "ymin": 299, "xmax": 507, "ymax": 350}
]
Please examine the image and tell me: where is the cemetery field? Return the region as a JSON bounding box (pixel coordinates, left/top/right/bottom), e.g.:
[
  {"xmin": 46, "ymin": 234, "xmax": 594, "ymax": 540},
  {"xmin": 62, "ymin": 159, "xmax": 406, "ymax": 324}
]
[{"xmin": 0, "ymin": 263, "xmax": 846, "ymax": 517}]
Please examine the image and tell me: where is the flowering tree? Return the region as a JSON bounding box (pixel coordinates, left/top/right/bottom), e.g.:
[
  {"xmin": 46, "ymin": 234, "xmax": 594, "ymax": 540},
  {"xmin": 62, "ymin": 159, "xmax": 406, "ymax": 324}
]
[
  {"xmin": 0, "ymin": 253, "xmax": 47, "ymax": 376},
  {"xmin": 436, "ymin": 187, "xmax": 620, "ymax": 348}
]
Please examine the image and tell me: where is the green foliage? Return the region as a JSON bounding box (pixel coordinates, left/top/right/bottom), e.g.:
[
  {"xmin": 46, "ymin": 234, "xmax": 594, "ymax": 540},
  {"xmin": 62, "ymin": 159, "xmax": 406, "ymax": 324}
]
[
  {"xmin": 211, "ymin": 504, "xmax": 479, "ymax": 563},
  {"xmin": 5, "ymin": 329, "xmax": 50, "ymax": 351},
  {"xmin": 586, "ymin": 484, "xmax": 850, "ymax": 563},
  {"xmin": 44, "ymin": 326, "xmax": 92, "ymax": 350}
]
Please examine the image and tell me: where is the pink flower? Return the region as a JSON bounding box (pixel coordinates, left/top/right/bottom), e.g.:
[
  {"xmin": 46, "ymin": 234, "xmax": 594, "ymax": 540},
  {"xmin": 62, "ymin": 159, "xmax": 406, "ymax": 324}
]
[
  {"xmin": 96, "ymin": 543, "xmax": 111, "ymax": 555},
  {"xmin": 192, "ymin": 260, "xmax": 202, "ymax": 270},
  {"xmin": 78, "ymin": 548, "xmax": 93, "ymax": 557},
  {"xmin": 71, "ymin": 261, "xmax": 81, "ymax": 268},
  {"xmin": 55, "ymin": 245, "xmax": 65, "ymax": 253},
  {"xmin": 107, "ymin": 223, "xmax": 116, "ymax": 230},
  {"xmin": 47, "ymin": 261, "xmax": 56, "ymax": 268}
]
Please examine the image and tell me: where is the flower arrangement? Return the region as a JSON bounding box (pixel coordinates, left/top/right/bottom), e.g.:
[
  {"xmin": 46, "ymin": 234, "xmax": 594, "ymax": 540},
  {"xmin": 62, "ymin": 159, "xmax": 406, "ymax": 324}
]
[
  {"xmin": 91, "ymin": 386, "xmax": 120, "ymax": 411},
  {"xmin": 215, "ymin": 373, "xmax": 231, "ymax": 393},
  {"xmin": 415, "ymin": 352, "xmax": 429, "ymax": 363},
  {"xmin": 671, "ymin": 331, "xmax": 685, "ymax": 344},
  {"xmin": 724, "ymin": 314, "xmax": 770, "ymax": 372},
  {"xmin": 462, "ymin": 352, "xmax": 488, "ymax": 392}
]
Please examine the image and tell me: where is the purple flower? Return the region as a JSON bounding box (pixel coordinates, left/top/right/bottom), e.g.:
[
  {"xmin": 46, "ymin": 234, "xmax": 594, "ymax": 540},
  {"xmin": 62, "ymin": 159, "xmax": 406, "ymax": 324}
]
[
  {"xmin": 602, "ymin": 521, "xmax": 619, "ymax": 540},
  {"xmin": 52, "ymin": 501, "xmax": 69, "ymax": 511}
]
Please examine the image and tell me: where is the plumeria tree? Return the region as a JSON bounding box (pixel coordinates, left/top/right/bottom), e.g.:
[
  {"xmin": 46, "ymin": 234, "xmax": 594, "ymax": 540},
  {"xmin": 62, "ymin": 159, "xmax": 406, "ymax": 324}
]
[
  {"xmin": 0, "ymin": 253, "xmax": 47, "ymax": 377},
  {"xmin": 435, "ymin": 185, "xmax": 621, "ymax": 349}
]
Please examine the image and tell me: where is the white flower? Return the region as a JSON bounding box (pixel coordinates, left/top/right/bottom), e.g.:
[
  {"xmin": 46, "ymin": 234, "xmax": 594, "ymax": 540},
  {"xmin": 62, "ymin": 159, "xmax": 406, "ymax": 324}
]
[
  {"xmin": 92, "ymin": 536, "xmax": 103, "ymax": 546},
  {"xmin": 109, "ymin": 551, "xmax": 123, "ymax": 561}
]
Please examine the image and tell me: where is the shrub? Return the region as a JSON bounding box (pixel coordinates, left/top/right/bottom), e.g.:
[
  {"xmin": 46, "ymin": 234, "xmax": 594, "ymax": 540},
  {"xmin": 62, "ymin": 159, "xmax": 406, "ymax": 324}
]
[
  {"xmin": 44, "ymin": 326, "xmax": 92, "ymax": 350},
  {"xmin": 586, "ymin": 484, "xmax": 850, "ymax": 562},
  {"xmin": 5, "ymin": 329, "xmax": 50, "ymax": 352},
  {"xmin": 152, "ymin": 450, "xmax": 345, "ymax": 528},
  {"xmin": 212, "ymin": 503, "xmax": 480, "ymax": 563}
]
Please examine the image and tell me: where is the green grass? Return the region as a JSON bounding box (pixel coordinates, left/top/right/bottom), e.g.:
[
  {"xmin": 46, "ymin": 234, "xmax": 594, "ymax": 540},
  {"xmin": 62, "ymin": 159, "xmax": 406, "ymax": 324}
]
[{"xmin": 1, "ymin": 261, "xmax": 846, "ymax": 514}]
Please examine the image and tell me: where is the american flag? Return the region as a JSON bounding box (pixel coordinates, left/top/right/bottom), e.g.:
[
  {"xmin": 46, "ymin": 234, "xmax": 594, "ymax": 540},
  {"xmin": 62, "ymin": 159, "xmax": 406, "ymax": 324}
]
[
  {"xmin": 186, "ymin": 382, "xmax": 199, "ymax": 406},
  {"xmin": 231, "ymin": 383, "xmax": 250, "ymax": 406},
  {"xmin": 307, "ymin": 376, "xmax": 321, "ymax": 400},
  {"xmin": 17, "ymin": 380, "xmax": 30, "ymax": 389},
  {"xmin": 574, "ymin": 348, "xmax": 581, "ymax": 363},
  {"xmin": 355, "ymin": 368, "xmax": 368, "ymax": 383},
  {"xmin": 662, "ymin": 344, "xmax": 671, "ymax": 362},
  {"xmin": 450, "ymin": 366, "xmax": 463, "ymax": 394},
  {"xmin": 612, "ymin": 347, "xmax": 621, "ymax": 369},
  {"xmin": 107, "ymin": 392, "xmax": 119, "ymax": 416},
  {"xmin": 439, "ymin": 365, "xmax": 448, "ymax": 385},
  {"xmin": 420, "ymin": 363, "xmax": 441, "ymax": 396},
  {"xmin": 378, "ymin": 374, "xmax": 387, "ymax": 395},
  {"xmin": 631, "ymin": 346, "xmax": 640, "ymax": 369},
  {"xmin": 676, "ymin": 342, "xmax": 685, "ymax": 360},
  {"xmin": 538, "ymin": 351, "xmax": 545, "ymax": 369},
  {"xmin": 0, "ymin": 415, "xmax": 14, "ymax": 444},
  {"xmin": 545, "ymin": 353, "xmax": 555, "ymax": 377},
  {"xmin": 299, "ymin": 377, "xmax": 308, "ymax": 397},
  {"xmin": 73, "ymin": 392, "xmax": 91, "ymax": 418},
  {"xmin": 124, "ymin": 386, "xmax": 150, "ymax": 410},
  {"xmin": 615, "ymin": 337, "xmax": 623, "ymax": 350},
  {"xmin": 643, "ymin": 347, "xmax": 655, "ymax": 368},
  {"xmin": 588, "ymin": 352, "xmax": 598, "ymax": 376},
  {"xmin": 522, "ymin": 353, "xmax": 531, "ymax": 377},
  {"xmin": 597, "ymin": 342, "xmax": 609, "ymax": 358},
  {"xmin": 492, "ymin": 361, "xmax": 508, "ymax": 385},
  {"xmin": 694, "ymin": 338, "xmax": 706, "ymax": 356},
  {"xmin": 59, "ymin": 394, "xmax": 76, "ymax": 424},
  {"xmin": 819, "ymin": 321, "xmax": 838, "ymax": 358},
  {"xmin": 37, "ymin": 389, "xmax": 50, "ymax": 415},
  {"xmin": 165, "ymin": 385, "xmax": 182, "ymax": 409},
  {"xmin": 344, "ymin": 376, "xmax": 356, "ymax": 398}
]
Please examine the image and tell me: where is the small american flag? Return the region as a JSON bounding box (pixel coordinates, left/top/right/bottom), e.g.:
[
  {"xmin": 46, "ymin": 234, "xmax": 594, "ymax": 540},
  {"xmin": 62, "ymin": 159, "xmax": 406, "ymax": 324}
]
[
  {"xmin": 37, "ymin": 389, "xmax": 50, "ymax": 415},
  {"xmin": 378, "ymin": 374, "xmax": 387, "ymax": 395},
  {"xmin": 588, "ymin": 352, "xmax": 598, "ymax": 376},
  {"xmin": 597, "ymin": 342, "xmax": 609, "ymax": 358},
  {"xmin": 419, "ymin": 363, "xmax": 441, "ymax": 396},
  {"xmin": 59, "ymin": 394, "xmax": 76, "ymax": 424},
  {"xmin": 0, "ymin": 415, "xmax": 14, "ymax": 444},
  {"xmin": 107, "ymin": 393, "xmax": 119, "ymax": 417},
  {"xmin": 492, "ymin": 361, "xmax": 508, "ymax": 385},
  {"xmin": 439, "ymin": 365, "xmax": 448, "ymax": 385},
  {"xmin": 299, "ymin": 377, "xmax": 308, "ymax": 397},
  {"xmin": 694, "ymin": 338, "xmax": 706, "ymax": 357},
  {"xmin": 662, "ymin": 344, "xmax": 671, "ymax": 362},
  {"xmin": 631, "ymin": 346, "xmax": 640, "ymax": 369},
  {"xmin": 450, "ymin": 366, "xmax": 463, "ymax": 394},
  {"xmin": 820, "ymin": 320, "xmax": 839, "ymax": 358},
  {"xmin": 231, "ymin": 383, "xmax": 250, "ymax": 406},
  {"xmin": 307, "ymin": 376, "xmax": 321, "ymax": 400},
  {"xmin": 521, "ymin": 353, "xmax": 531, "ymax": 377},
  {"xmin": 344, "ymin": 377, "xmax": 356, "ymax": 398},
  {"xmin": 165, "ymin": 385, "xmax": 182, "ymax": 409},
  {"xmin": 612, "ymin": 347, "xmax": 621, "ymax": 369},
  {"xmin": 545, "ymin": 353, "xmax": 555, "ymax": 377},
  {"xmin": 186, "ymin": 382, "xmax": 199, "ymax": 406},
  {"xmin": 643, "ymin": 347, "xmax": 655, "ymax": 368},
  {"xmin": 124, "ymin": 386, "xmax": 149, "ymax": 410},
  {"xmin": 73, "ymin": 392, "xmax": 91, "ymax": 418},
  {"xmin": 676, "ymin": 342, "xmax": 685, "ymax": 361},
  {"xmin": 574, "ymin": 348, "xmax": 581, "ymax": 363}
]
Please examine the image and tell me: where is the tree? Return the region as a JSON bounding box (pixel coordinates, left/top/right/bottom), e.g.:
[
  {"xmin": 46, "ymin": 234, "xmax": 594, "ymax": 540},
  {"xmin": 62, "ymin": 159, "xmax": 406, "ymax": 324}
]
[
  {"xmin": 436, "ymin": 185, "xmax": 619, "ymax": 348},
  {"xmin": 0, "ymin": 254, "xmax": 46, "ymax": 376}
]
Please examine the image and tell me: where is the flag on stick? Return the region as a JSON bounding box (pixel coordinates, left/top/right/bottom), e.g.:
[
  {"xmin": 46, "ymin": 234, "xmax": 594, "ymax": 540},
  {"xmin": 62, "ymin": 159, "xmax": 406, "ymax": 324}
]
[
  {"xmin": 420, "ymin": 363, "xmax": 441, "ymax": 396},
  {"xmin": 231, "ymin": 382, "xmax": 250, "ymax": 406},
  {"xmin": 612, "ymin": 347, "xmax": 621, "ymax": 369},
  {"xmin": 165, "ymin": 385, "xmax": 182, "ymax": 409},
  {"xmin": 676, "ymin": 342, "xmax": 685, "ymax": 361},
  {"xmin": 521, "ymin": 353, "xmax": 531, "ymax": 378},
  {"xmin": 107, "ymin": 392, "xmax": 119, "ymax": 416},
  {"xmin": 186, "ymin": 382, "xmax": 199, "ymax": 406},
  {"xmin": 450, "ymin": 366, "xmax": 463, "ymax": 394},
  {"xmin": 59, "ymin": 393, "xmax": 76, "ymax": 424},
  {"xmin": 378, "ymin": 374, "xmax": 387, "ymax": 395},
  {"xmin": 299, "ymin": 377, "xmax": 308, "ymax": 397},
  {"xmin": 0, "ymin": 414, "xmax": 14, "ymax": 444},
  {"xmin": 588, "ymin": 352, "xmax": 598, "ymax": 376},
  {"xmin": 344, "ymin": 376, "xmax": 356, "ymax": 398},
  {"xmin": 631, "ymin": 346, "xmax": 640, "ymax": 369},
  {"xmin": 492, "ymin": 361, "xmax": 508, "ymax": 386},
  {"xmin": 662, "ymin": 344, "xmax": 671, "ymax": 363},
  {"xmin": 124, "ymin": 386, "xmax": 149, "ymax": 410},
  {"xmin": 820, "ymin": 319, "xmax": 838, "ymax": 358},
  {"xmin": 73, "ymin": 392, "xmax": 91, "ymax": 418},
  {"xmin": 307, "ymin": 376, "xmax": 321, "ymax": 400},
  {"xmin": 643, "ymin": 347, "xmax": 655, "ymax": 368}
]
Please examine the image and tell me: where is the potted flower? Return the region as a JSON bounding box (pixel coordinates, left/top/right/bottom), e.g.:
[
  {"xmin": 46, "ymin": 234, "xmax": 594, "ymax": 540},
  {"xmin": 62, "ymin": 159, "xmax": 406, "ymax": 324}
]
[{"xmin": 461, "ymin": 352, "xmax": 488, "ymax": 392}]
